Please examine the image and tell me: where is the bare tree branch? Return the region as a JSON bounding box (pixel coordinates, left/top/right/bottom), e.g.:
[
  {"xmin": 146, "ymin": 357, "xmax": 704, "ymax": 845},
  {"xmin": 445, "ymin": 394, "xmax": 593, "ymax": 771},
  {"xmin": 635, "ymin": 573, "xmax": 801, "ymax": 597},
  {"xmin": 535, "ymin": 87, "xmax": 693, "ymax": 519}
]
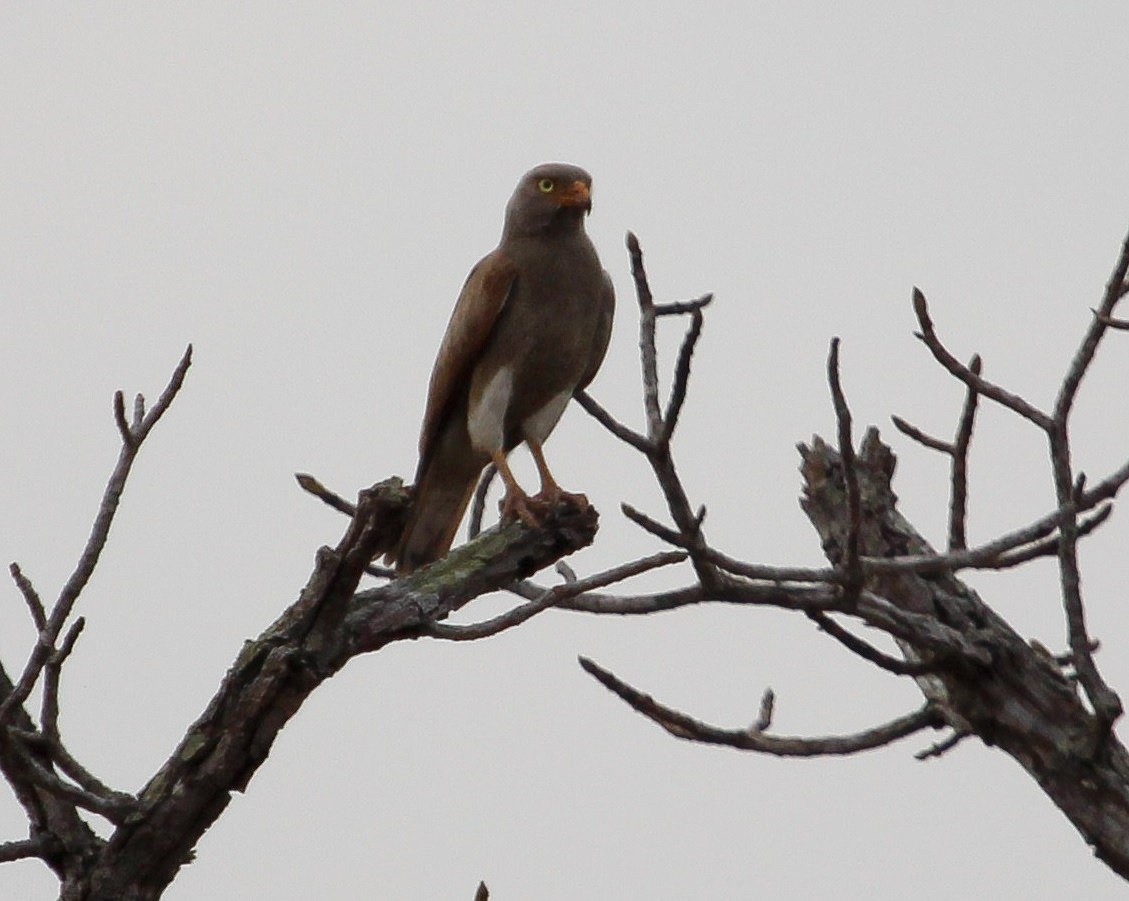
[
  {"xmin": 574, "ymin": 390, "xmax": 653, "ymax": 454},
  {"xmin": 948, "ymin": 354, "xmax": 982, "ymax": 551},
  {"xmin": 1093, "ymin": 309, "xmax": 1129, "ymax": 329},
  {"xmin": 0, "ymin": 345, "xmax": 192, "ymax": 727},
  {"xmin": 626, "ymin": 231, "xmax": 664, "ymax": 439},
  {"xmin": 659, "ymin": 304, "xmax": 707, "ymax": 446},
  {"xmin": 806, "ymin": 611, "xmax": 935, "ymax": 676},
  {"xmin": 0, "ymin": 836, "xmax": 57, "ymax": 864},
  {"xmin": 827, "ymin": 338, "xmax": 862, "ymax": 592},
  {"xmin": 423, "ymin": 551, "xmax": 686, "ymax": 641},
  {"xmin": 41, "ymin": 618, "xmax": 84, "ymax": 740},
  {"xmin": 992, "ymin": 505, "xmax": 1112, "ymax": 569},
  {"xmin": 914, "ymin": 729, "xmax": 971, "ymax": 761},
  {"xmin": 1044, "ymin": 231, "xmax": 1129, "ymax": 729},
  {"xmin": 295, "ymin": 472, "xmax": 358, "ymax": 516},
  {"xmin": 7, "ymin": 738, "xmax": 134, "ymax": 825},
  {"xmin": 8, "ymin": 563, "xmax": 45, "ymax": 631},
  {"xmin": 655, "ymin": 295, "xmax": 713, "ymax": 317},
  {"xmin": 912, "ymin": 289, "xmax": 1054, "ymax": 429},
  {"xmin": 579, "ymin": 656, "xmax": 944, "ymax": 756},
  {"xmin": 467, "ymin": 463, "xmax": 498, "ymax": 539},
  {"xmin": 891, "ymin": 415, "xmax": 953, "ymax": 454}
]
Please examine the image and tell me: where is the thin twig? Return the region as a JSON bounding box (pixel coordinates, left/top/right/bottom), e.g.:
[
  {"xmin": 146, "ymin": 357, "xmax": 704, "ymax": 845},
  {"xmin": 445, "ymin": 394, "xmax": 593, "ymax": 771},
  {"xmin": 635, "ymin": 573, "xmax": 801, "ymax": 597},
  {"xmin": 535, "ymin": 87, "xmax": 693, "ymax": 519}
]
[
  {"xmin": 9, "ymin": 563, "xmax": 45, "ymax": 631},
  {"xmin": 1093, "ymin": 310, "xmax": 1129, "ymax": 329},
  {"xmin": 749, "ymin": 688, "xmax": 775, "ymax": 733},
  {"xmin": 992, "ymin": 505, "xmax": 1112, "ymax": 569},
  {"xmin": 891, "ymin": 416, "xmax": 953, "ymax": 454},
  {"xmin": 468, "ymin": 464, "xmax": 497, "ymax": 539},
  {"xmin": 621, "ymin": 502, "xmax": 686, "ymax": 547},
  {"xmin": 579, "ymin": 657, "xmax": 943, "ymax": 756},
  {"xmin": 9, "ymin": 739, "xmax": 135, "ymax": 824},
  {"xmin": 574, "ymin": 390, "xmax": 654, "ymax": 454},
  {"xmin": 914, "ymin": 729, "xmax": 970, "ymax": 761},
  {"xmin": 295, "ymin": 473, "xmax": 358, "ymax": 516},
  {"xmin": 859, "ymin": 458, "xmax": 1129, "ymax": 574},
  {"xmin": 1056, "ymin": 230, "xmax": 1129, "ymax": 424},
  {"xmin": 807, "ymin": 611, "xmax": 936, "ymax": 676},
  {"xmin": 620, "ymin": 503, "xmax": 838, "ymax": 584},
  {"xmin": 827, "ymin": 339, "xmax": 862, "ymax": 593},
  {"xmin": 113, "ymin": 390, "xmax": 133, "ymax": 447},
  {"xmin": 655, "ymin": 295, "xmax": 713, "ymax": 317},
  {"xmin": 626, "ymin": 232, "xmax": 664, "ymax": 439},
  {"xmin": 131, "ymin": 392, "xmax": 145, "ymax": 430},
  {"xmin": 424, "ymin": 551, "xmax": 687, "ymax": 641},
  {"xmin": 659, "ymin": 307, "xmax": 706, "ymax": 447},
  {"xmin": 913, "ymin": 289, "xmax": 1054, "ymax": 430},
  {"xmin": 948, "ymin": 354, "xmax": 982, "ymax": 551},
  {"xmin": 41, "ymin": 618, "xmax": 85, "ymax": 739}
]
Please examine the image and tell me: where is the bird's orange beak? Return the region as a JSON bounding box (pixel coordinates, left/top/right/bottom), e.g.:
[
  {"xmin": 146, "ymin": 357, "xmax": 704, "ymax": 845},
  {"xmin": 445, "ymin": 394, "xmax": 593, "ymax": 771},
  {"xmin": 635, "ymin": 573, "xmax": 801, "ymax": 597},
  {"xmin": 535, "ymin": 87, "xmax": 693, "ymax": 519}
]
[{"xmin": 556, "ymin": 180, "xmax": 592, "ymax": 209}]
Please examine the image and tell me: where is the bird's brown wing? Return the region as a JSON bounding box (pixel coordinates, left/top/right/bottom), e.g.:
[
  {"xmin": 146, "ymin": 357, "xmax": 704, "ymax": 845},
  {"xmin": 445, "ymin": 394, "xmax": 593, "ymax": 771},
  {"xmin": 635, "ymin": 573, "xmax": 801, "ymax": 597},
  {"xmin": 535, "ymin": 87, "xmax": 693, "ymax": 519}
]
[
  {"xmin": 577, "ymin": 270, "xmax": 615, "ymax": 391},
  {"xmin": 417, "ymin": 249, "xmax": 518, "ymax": 465}
]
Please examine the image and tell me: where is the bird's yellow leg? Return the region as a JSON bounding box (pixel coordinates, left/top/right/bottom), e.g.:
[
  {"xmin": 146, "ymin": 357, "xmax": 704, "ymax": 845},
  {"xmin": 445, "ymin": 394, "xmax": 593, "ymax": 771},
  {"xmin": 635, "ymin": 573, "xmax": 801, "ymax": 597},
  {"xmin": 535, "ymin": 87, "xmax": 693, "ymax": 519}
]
[
  {"xmin": 490, "ymin": 450, "xmax": 540, "ymax": 527},
  {"xmin": 528, "ymin": 441, "xmax": 588, "ymax": 508}
]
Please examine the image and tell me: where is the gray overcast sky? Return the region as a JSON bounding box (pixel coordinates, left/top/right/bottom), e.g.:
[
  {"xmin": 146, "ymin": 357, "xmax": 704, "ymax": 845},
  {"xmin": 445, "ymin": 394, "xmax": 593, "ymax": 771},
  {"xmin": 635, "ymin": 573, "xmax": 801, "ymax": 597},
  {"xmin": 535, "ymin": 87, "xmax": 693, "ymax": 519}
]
[{"xmin": 3, "ymin": 3, "xmax": 1129, "ymax": 898}]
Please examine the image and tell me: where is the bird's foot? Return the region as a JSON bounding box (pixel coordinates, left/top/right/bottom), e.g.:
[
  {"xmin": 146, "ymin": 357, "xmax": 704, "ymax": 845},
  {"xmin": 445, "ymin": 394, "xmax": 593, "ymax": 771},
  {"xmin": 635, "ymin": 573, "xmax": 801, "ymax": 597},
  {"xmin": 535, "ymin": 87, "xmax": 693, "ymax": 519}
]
[
  {"xmin": 533, "ymin": 486, "xmax": 590, "ymax": 511},
  {"xmin": 500, "ymin": 486, "xmax": 591, "ymax": 528},
  {"xmin": 499, "ymin": 489, "xmax": 542, "ymax": 528}
]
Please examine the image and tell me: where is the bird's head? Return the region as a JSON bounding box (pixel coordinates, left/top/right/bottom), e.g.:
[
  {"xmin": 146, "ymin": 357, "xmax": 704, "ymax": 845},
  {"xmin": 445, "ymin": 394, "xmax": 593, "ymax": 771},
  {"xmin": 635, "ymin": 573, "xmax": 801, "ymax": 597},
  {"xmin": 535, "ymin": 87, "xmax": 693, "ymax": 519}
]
[{"xmin": 503, "ymin": 163, "xmax": 593, "ymax": 238}]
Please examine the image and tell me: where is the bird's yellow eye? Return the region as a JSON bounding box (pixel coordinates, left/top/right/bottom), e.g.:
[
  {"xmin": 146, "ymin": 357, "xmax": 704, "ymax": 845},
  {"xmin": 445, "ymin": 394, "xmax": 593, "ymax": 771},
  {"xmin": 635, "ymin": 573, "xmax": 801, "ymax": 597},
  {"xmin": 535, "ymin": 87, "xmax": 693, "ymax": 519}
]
[{"xmin": 538, "ymin": 178, "xmax": 555, "ymax": 193}]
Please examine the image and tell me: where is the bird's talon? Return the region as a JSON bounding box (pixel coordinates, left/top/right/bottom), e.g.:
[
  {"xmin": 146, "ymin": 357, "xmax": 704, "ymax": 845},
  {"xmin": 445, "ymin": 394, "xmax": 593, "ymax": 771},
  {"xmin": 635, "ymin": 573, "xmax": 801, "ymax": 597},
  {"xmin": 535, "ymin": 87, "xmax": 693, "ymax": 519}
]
[
  {"xmin": 533, "ymin": 488, "xmax": 589, "ymax": 510},
  {"xmin": 500, "ymin": 491, "xmax": 542, "ymax": 528}
]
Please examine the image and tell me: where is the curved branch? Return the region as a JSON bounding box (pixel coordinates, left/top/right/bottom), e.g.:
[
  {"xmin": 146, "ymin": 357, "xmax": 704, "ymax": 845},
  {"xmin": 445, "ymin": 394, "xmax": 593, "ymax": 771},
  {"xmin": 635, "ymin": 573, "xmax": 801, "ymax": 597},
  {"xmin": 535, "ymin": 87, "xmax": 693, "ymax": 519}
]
[
  {"xmin": 912, "ymin": 289, "xmax": 1053, "ymax": 430},
  {"xmin": 423, "ymin": 551, "xmax": 686, "ymax": 641},
  {"xmin": 579, "ymin": 657, "xmax": 943, "ymax": 756}
]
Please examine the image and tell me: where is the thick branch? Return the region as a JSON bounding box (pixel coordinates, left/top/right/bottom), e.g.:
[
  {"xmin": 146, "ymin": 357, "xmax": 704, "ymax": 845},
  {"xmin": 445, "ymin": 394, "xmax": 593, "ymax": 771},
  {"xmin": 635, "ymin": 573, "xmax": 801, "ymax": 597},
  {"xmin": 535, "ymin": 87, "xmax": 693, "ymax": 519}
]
[
  {"xmin": 76, "ymin": 486, "xmax": 597, "ymax": 899},
  {"xmin": 800, "ymin": 428, "xmax": 1129, "ymax": 878}
]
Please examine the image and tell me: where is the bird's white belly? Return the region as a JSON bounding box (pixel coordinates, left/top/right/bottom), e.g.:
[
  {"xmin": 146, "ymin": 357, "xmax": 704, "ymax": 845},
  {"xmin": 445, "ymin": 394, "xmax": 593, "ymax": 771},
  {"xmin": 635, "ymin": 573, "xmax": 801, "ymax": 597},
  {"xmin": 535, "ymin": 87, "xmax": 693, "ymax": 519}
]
[
  {"xmin": 522, "ymin": 389, "xmax": 571, "ymax": 445},
  {"xmin": 468, "ymin": 364, "xmax": 573, "ymax": 454},
  {"xmin": 467, "ymin": 365, "xmax": 513, "ymax": 454}
]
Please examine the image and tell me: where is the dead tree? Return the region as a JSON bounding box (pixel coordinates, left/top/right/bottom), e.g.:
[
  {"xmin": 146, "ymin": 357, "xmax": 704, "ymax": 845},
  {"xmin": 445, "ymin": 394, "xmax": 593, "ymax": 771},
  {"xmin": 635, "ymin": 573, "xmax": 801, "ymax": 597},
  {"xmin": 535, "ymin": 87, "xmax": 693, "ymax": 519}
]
[
  {"xmin": 2, "ymin": 228, "xmax": 1129, "ymax": 897},
  {"xmin": 569, "ymin": 230, "xmax": 1129, "ymax": 879}
]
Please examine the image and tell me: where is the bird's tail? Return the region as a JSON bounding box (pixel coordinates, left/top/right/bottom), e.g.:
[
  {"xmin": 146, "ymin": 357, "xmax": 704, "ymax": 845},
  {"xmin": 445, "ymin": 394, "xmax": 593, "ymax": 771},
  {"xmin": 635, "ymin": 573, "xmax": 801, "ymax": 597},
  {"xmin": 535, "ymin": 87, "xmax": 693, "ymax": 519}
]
[{"xmin": 390, "ymin": 451, "xmax": 483, "ymax": 575}]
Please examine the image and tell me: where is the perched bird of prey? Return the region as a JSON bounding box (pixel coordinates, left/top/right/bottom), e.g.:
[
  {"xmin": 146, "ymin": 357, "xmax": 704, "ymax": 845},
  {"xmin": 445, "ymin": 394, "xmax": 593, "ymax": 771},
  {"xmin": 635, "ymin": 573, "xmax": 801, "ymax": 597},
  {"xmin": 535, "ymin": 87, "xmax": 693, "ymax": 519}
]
[{"xmin": 391, "ymin": 163, "xmax": 615, "ymax": 574}]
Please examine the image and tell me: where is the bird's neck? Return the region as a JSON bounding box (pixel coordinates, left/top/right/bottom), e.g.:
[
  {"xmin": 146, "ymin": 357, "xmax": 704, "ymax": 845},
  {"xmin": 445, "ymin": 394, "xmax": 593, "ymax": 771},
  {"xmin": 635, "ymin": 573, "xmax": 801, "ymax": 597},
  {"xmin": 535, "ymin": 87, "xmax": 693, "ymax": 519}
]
[{"xmin": 502, "ymin": 209, "xmax": 587, "ymax": 242}]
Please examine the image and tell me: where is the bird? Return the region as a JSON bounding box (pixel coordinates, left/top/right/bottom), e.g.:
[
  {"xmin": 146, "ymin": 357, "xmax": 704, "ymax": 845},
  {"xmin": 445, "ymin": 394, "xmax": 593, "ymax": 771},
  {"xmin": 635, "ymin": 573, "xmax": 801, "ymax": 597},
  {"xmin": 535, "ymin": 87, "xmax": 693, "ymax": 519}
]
[{"xmin": 390, "ymin": 163, "xmax": 615, "ymax": 574}]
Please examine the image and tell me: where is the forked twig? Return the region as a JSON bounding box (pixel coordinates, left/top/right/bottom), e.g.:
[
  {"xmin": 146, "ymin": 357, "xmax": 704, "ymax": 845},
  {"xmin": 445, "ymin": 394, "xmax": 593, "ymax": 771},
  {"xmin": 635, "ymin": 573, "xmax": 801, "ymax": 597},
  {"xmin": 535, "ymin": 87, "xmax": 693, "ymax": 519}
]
[{"xmin": 0, "ymin": 346, "xmax": 193, "ymax": 727}]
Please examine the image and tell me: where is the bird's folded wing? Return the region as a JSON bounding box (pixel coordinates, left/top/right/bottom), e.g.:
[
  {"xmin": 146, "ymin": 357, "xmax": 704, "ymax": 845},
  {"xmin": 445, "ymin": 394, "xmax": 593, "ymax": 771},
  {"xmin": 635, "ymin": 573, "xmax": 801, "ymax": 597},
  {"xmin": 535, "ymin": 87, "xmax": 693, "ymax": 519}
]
[{"xmin": 418, "ymin": 249, "xmax": 518, "ymax": 460}]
